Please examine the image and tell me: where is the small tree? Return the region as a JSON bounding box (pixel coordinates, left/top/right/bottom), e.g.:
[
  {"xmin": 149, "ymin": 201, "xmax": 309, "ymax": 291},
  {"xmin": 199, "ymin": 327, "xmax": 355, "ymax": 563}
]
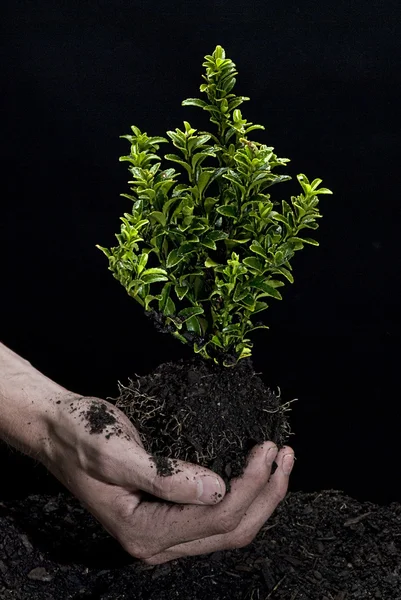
[{"xmin": 97, "ymin": 45, "xmax": 332, "ymax": 367}]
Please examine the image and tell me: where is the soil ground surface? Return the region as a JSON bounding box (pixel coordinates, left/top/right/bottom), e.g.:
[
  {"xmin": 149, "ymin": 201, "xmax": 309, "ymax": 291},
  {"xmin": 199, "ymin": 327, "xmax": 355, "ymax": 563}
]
[{"xmin": 1, "ymin": 489, "xmax": 400, "ymax": 599}]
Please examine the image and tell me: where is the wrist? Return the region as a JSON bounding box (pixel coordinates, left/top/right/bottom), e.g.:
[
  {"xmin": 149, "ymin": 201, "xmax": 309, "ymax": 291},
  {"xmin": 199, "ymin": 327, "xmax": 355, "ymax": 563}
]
[{"xmin": 0, "ymin": 343, "xmax": 75, "ymax": 461}]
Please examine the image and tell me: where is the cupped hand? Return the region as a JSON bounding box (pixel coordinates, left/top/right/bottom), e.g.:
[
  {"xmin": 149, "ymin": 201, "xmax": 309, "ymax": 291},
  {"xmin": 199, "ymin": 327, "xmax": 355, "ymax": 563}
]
[{"xmin": 44, "ymin": 393, "xmax": 294, "ymax": 564}]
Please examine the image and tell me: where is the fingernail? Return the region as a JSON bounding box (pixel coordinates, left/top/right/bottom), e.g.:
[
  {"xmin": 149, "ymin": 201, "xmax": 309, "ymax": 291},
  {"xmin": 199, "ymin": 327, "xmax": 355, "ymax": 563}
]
[
  {"xmin": 266, "ymin": 445, "xmax": 277, "ymax": 462},
  {"xmin": 283, "ymin": 453, "xmax": 295, "ymax": 475},
  {"xmin": 197, "ymin": 476, "xmax": 222, "ymax": 504}
]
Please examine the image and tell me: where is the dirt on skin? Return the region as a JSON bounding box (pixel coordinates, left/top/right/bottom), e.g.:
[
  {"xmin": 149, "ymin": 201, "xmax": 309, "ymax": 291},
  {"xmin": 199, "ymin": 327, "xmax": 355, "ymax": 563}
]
[
  {"xmin": 1, "ymin": 490, "xmax": 400, "ymax": 599},
  {"xmin": 82, "ymin": 402, "xmax": 117, "ymax": 434}
]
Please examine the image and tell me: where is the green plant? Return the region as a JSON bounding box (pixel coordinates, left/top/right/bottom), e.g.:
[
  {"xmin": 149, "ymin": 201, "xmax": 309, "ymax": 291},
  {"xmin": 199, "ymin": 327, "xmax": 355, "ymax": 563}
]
[{"xmin": 97, "ymin": 45, "xmax": 332, "ymax": 367}]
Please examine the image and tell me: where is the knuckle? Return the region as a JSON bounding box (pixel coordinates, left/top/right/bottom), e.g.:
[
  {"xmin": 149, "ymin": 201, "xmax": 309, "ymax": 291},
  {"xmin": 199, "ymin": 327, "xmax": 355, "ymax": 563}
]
[
  {"xmin": 270, "ymin": 481, "xmax": 288, "ymax": 504},
  {"xmin": 141, "ymin": 554, "xmax": 170, "ymax": 565},
  {"xmin": 216, "ymin": 511, "xmax": 242, "ymax": 535},
  {"xmin": 225, "ymin": 530, "xmax": 255, "ymax": 550},
  {"xmin": 113, "ymin": 495, "xmax": 137, "ymax": 522},
  {"xmin": 116, "ymin": 532, "xmax": 158, "ymax": 561},
  {"xmin": 122, "ymin": 541, "xmax": 154, "ymax": 561},
  {"xmin": 149, "ymin": 476, "xmax": 174, "ymax": 500},
  {"xmin": 136, "ymin": 549, "xmax": 156, "ymax": 561},
  {"xmin": 141, "ymin": 555, "xmax": 159, "ymax": 565},
  {"xmin": 240, "ymin": 531, "xmax": 256, "ymax": 548}
]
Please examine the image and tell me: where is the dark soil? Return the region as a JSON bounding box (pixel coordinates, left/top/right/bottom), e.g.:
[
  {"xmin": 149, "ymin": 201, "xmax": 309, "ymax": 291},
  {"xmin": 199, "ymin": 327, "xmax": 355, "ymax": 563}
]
[
  {"xmin": 114, "ymin": 356, "xmax": 292, "ymax": 487},
  {"xmin": 1, "ymin": 489, "xmax": 400, "ymax": 599}
]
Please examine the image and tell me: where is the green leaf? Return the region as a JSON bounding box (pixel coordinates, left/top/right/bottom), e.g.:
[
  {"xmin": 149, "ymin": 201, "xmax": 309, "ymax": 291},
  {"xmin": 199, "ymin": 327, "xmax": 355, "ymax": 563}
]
[
  {"xmin": 225, "ymin": 236, "xmax": 250, "ymax": 245},
  {"xmin": 166, "ymin": 249, "xmax": 184, "ymax": 268},
  {"xmin": 148, "ymin": 136, "xmax": 169, "ymax": 145},
  {"xmin": 266, "ymin": 279, "xmax": 285, "ymax": 288},
  {"xmin": 173, "ymin": 331, "xmax": 189, "ymax": 344},
  {"xmin": 244, "ymin": 124, "xmax": 265, "ymax": 134},
  {"xmin": 204, "ymin": 197, "xmax": 218, "ymax": 214},
  {"xmin": 228, "ymin": 97, "xmax": 249, "ymax": 112},
  {"xmin": 238, "ymin": 294, "xmax": 255, "ymax": 309},
  {"xmin": 197, "ymin": 170, "xmax": 213, "ymax": 195},
  {"xmin": 274, "ymin": 250, "xmax": 284, "ymax": 266},
  {"xmin": 293, "ymin": 201, "xmax": 306, "ymax": 218},
  {"xmin": 166, "ymin": 129, "xmax": 187, "ymax": 144},
  {"xmin": 192, "ymin": 150, "xmax": 216, "ymax": 171},
  {"xmin": 288, "ymin": 236, "xmax": 319, "ymax": 246},
  {"xmin": 183, "ymin": 120, "xmax": 196, "ymax": 134},
  {"xmin": 233, "ymin": 285, "xmax": 250, "ymax": 302},
  {"xmin": 144, "ymin": 294, "xmax": 158, "ymax": 310},
  {"xmin": 201, "ymin": 235, "xmax": 217, "ymax": 250},
  {"xmin": 205, "ymin": 257, "xmax": 219, "ymax": 268},
  {"xmin": 216, "ymin": 205, "xmax": 237, "ymax": 218},
  {"xmin": 120, "ymin": 193, "xmax": 137, "ymax": 202},
  {"xmin": 96, "ymin": 245, "xmax": 111, "ymax": 258},
  {"xmin": 247, "ymin": 323, "xmax": 269, "ymax": 333},
  {"xmin": 178, "ymin": 306, "xmax": 205, "ymax": 322},
  {"xmin": 313, "ymin": 187, "xmax": 333, "ymax": 195},
  {"xmin": 186, "ymin": 233, "xmax": 199, "ymax": 242},
  {"xmin": 250, "ymin": 241, "xmax": 267, "ymax": 259},
  {"xmin": 178, "ymin": 242, "xmax": 197, "ymax": 256},
  {"xmin": 137, "ymin": 252, "xmax": 149, "ymax": 275},
  {"xmin": 175, "ymin": 285, "xmax": 189, "ymax": 300},
  {"xmin": 164, "ymin": 296, "xmax": 176, "ymax": 316},
  {"xmin": 142, "ymin": 268, "xmax": 167, "ymax": 276},
  {"xmin": 164, "ymin": 154, "xmax": 192, "ymax": 177},
  {"xmin": 207, "ymin": 167, "xmax": 229, "ymax": 187},
  {"xmin": 282, "ymin": 200, "xmax": 293, "ymax": 216},
  {"xmin": 149, "ymin": 211, "xmax": 166, "ymax": 226},
  {"xmin": 208, "ymin": 230, "xmax": 228, "ymax": 241},
  {"xmin": 297, "ymin": 173, "xmax": 310, "ymax": 189},
  {"xmin": 310, "ymin": 178, "xmax": 323, "ymax": 190},
  {"xmin": 182, "ymin": 98, "xmax": 208, "ymax": 109},
  {"xmin": 185, "ymin": 315, "xmax": 202, "ymax": 335},
  {"xmin": 222, "ymin": 172, "xmax": 246, "ymax": 195},
  {"xmin": 158, "ymin": 282, "xmax": 173, "ymax": 312},
  {"xmin": 211, "ymin": 335, "xmax": 224, "ymax": 348},
  {"xmin": 236, "ymin": 346, "xmax": 252, "ymax": 361},
  {"xmin": 270, "ymin": 212, "xmax": 288, "ymax": 225},
  {"xmin": 141, "ymin": 271, "xmax": 169, "ymax": 284},
  {"xmin": 162, "ymin": 197, "xmax": 180, "ymax": 217},
  {"xmin": 222, "ymin": 324, "xmax": 242, "ymax": 337},
  {"xmin": 250, "ymin": 280, "xmax": 282, "ymax": 300},
  {"xmin": 188, "ymin": 135, "xmax": 212, "ymax": 153},
  {"xmin": 300, "ymin": 219, "xmax": 319, "ymax": 229},
  {"xmin": 274, "ymin": 266, "xmax": 294, "ymax": 283},
  {"xmin": 253, "ymin": 301, "xmax": 269, "ymax": 314},
  {"xmin": 243, "ymin": 256, "xmax": 263, "ymax": 272}
]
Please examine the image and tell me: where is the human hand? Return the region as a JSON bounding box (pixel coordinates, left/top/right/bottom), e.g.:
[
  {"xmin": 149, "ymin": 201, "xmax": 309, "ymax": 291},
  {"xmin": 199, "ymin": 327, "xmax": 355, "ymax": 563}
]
[{"xmin": 45, "ymin": 394, "xmax": 294, "ymax": 564}]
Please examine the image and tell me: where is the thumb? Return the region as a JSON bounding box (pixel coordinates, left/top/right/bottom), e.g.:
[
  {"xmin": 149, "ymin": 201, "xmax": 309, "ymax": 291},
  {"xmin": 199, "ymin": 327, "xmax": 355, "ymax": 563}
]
[{"xmin": 116, "ymin": 444, "xmax": 226, "ymax": 505}]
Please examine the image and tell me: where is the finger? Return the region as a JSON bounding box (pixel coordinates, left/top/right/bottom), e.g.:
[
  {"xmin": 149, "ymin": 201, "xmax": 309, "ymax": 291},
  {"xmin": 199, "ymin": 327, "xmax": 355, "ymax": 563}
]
[
  {"xmin": 99, "ymin": 436, "xmax": 227, "ymax": 505},
  {"xmin": 215, "ymin": 446, "xmax": 294, "ymax": 548},
  {"xmin": 212, "ymin": 441, "xmax": 278, "ymax": 527}
]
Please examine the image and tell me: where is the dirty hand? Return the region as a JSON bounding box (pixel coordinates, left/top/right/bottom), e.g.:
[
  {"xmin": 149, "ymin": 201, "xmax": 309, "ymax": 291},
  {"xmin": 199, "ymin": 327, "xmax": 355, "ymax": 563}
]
[{"xmin": 45, "ymin": 393, "xmax": 294, "ymax": 565}]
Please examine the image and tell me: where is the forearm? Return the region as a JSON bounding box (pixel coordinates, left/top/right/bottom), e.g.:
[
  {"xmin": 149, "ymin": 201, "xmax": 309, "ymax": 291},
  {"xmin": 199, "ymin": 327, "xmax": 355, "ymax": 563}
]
[{"xmin": 0, "ymin": 342, "xmax": 71, "ymax": 459}]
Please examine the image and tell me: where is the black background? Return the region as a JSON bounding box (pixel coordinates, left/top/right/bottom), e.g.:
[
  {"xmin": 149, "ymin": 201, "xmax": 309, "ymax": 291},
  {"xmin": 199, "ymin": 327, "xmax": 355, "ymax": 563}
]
[{"xmin": 1, "ymin": 0, "xmax": 400, "ymax": 504}]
